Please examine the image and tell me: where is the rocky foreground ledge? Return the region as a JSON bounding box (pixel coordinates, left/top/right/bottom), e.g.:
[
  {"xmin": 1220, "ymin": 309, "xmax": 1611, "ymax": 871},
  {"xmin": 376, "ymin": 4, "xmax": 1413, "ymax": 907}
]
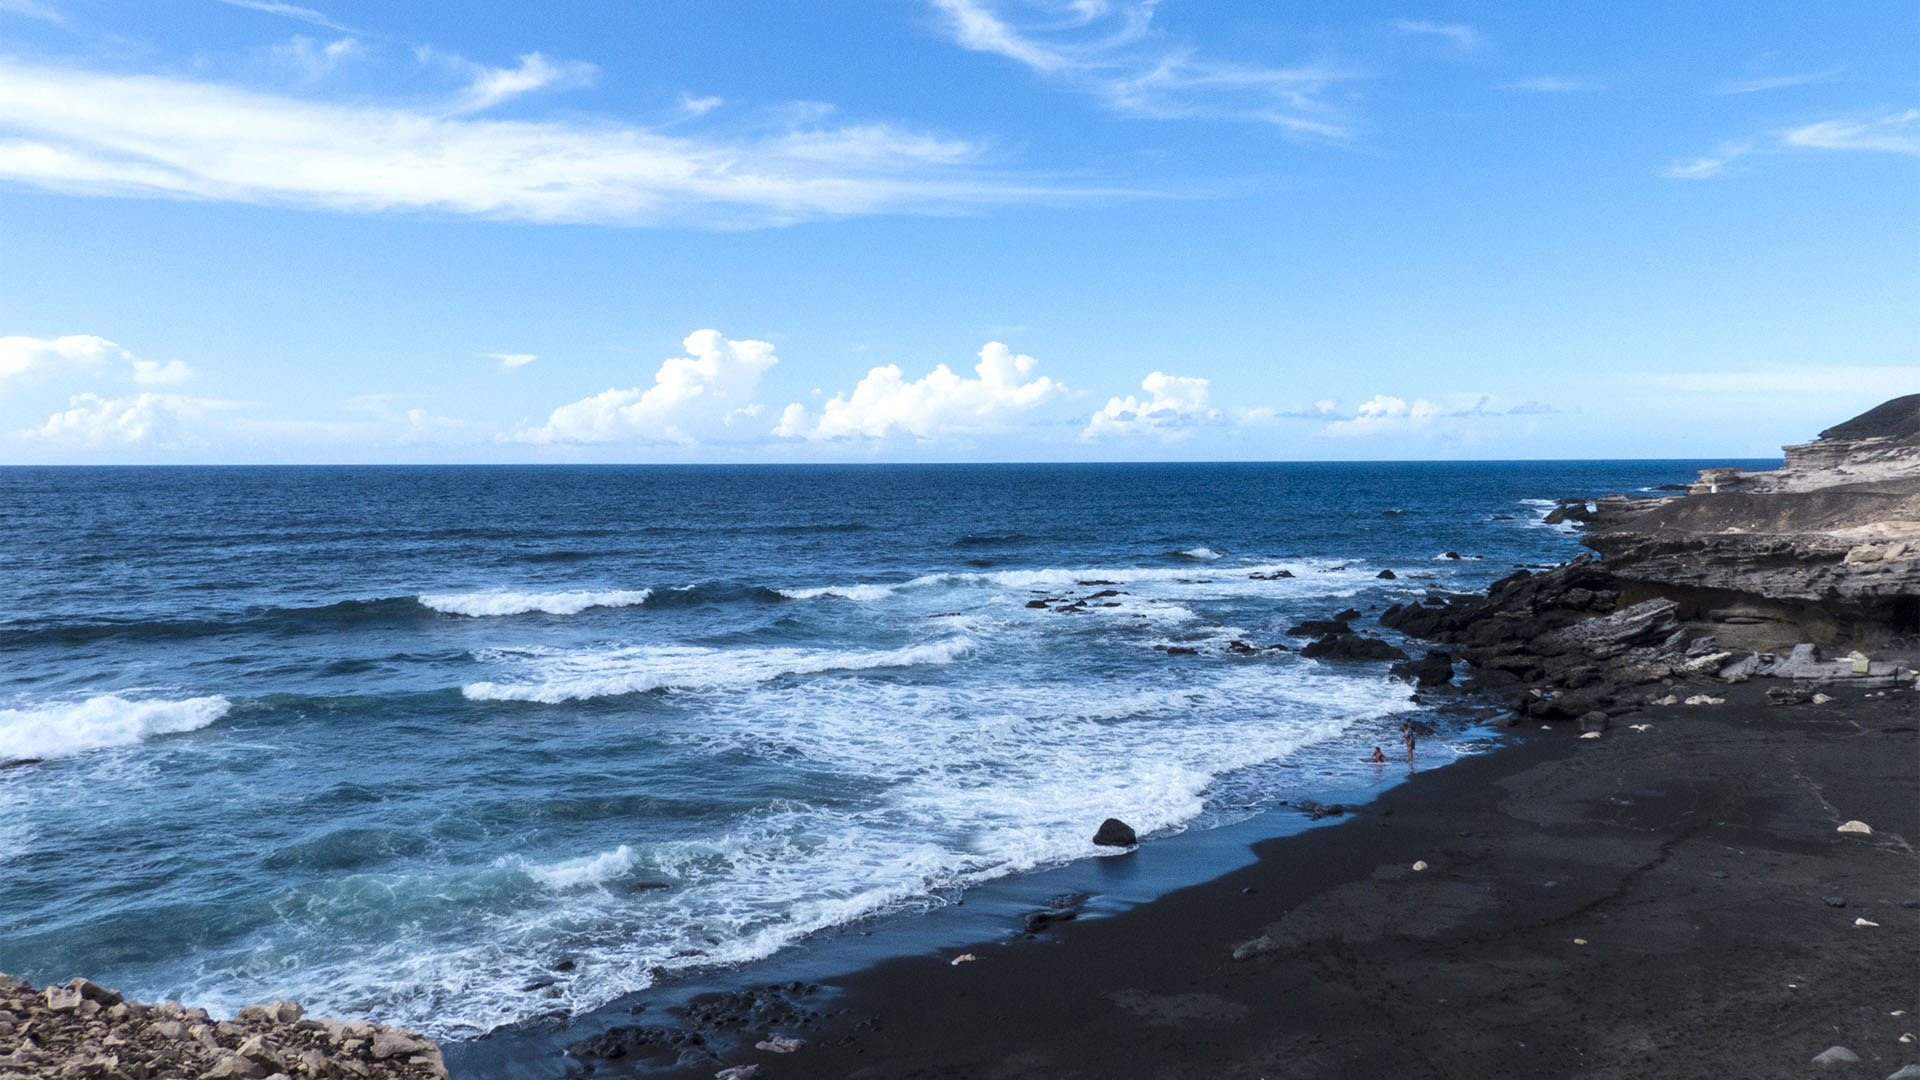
[{"xmin": 0, "ymin": 974, "xmax": 445, "ymax": 1080}]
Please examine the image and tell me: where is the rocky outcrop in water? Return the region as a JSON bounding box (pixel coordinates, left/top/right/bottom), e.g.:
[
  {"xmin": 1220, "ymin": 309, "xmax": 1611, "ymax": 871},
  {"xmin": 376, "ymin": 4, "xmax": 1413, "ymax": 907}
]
[{"xmin": 0, "ymin": 974, "xmax": 446, "ymax": 1079}]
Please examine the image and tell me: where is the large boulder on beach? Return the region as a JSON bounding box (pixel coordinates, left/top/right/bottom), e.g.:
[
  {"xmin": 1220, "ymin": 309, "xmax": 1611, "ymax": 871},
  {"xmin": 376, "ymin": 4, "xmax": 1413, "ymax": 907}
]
[{"xmin": 1093, "ymin": 818, "xmax": 1138, "ymax": 847}]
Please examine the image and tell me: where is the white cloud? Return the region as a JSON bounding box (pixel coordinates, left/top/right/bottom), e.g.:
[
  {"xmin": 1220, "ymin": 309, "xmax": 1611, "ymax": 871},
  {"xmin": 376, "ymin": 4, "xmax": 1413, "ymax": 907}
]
[
  {"xmin": 775, "ymin": 341, "xmax": 1066, "ymax": 441},
  {"xmin": 929, "ymin": 0, "xmax": 1356, "ymax": 136},
  {"xmin": 1781, "ymin": 109, "xmax": 1920, "ymax": 157},
  {"xmin": 1081, "ymin": 371, "xmax": 1217, "ymax": 441},
  {"xmin": 0, "ymin": 333, "xmax": 128, "ymax": 379},
  {"xmin": 1665, "ymin": 110, "xmax": 1920, "ymax": 179},
  {"xmin": 1389, "ymin": 19, "xmax": 1482, "ymax": 49},
  {"xmin": 0, "ymin": 0, "xmax": 60, "ymax": 22},
  {"xmin": 271, "ymin": 35, "xmax": 362, "ymax": 81},
  {"xmin": 1320, "ymin": 393, "xmax": 1441, "ymax": 437},
  {"xmin": 131, "ymin": 358, "xmax": 195, "ymax": 385},
  {"xmin": 22, "ymin": 392, "xmax": 240, "ymax": 447},
  {"xmin": 418, "ymin": 49, "xmax": 600, "ymax": 115},
  {"xmin": 1661, "ymin": 141, "xmax": 1751, "ymax": 179},
  {"xmin": 213, "ymin": 0, "xmax": 359, "ymax": 34},
  {"xmin": 1714, "ymin": 69, "xmax": 1841, "ymax": 95},
  {"xmin": 1500, "ymin": 76, "xmax": 1601, "ymax": 94},
  {"xmin": 517, "ymin": 330, "xmax": 778, "ymax": 444},
  {"xmin": 680, "ymin": 93, "xmax": 725, "ymax": 117},
  {"xmin": 0, "ymin": 61, "xmax": 1103, "ymax": 227},
  {"xmin": 483, "ymin": 352, "xmax": 537, "ymax": 370}
]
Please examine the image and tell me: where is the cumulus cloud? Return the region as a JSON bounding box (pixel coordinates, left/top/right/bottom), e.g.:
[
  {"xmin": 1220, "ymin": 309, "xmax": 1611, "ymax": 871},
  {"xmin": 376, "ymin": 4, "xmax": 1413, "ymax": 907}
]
[
  {"xmin": 1317, "ymin": 393, "xmax": 1559, "ymax": 436},
  {"xmin": 22, "ymin": 392, "xmax": 241, "ymax": 447},
  {"xmin": 0, "ymin": 334, "xmax": 129, "ymax": 379},
  {"xmin": 1081, "ymin": 371, "xmax": 1217, "ymax": 441},
  {"xmin": 516, "ymin": 330, "xmax": 778, "ymax": 444},
  {"xmin": 0, "ymin": 60, "xmax": 1105, "ymax": 227},
  {"xmin": 482, "ymin": 352, "xmax": 537, "ymax": 370},
  {"xmin": 929, "ymin": 0, "xmax": 1355, "ymax": 136},
  {"xmin": 775, "ymin": 342, "xmax": 1066, "ymax": 441},
  {"xmin": 1319, "ymin": 393, "xmax": 1439, "ymax": 437}
]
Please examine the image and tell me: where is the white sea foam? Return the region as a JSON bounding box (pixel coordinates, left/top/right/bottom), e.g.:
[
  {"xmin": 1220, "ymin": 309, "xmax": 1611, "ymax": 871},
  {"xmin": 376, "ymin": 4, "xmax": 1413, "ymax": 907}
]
[
  {"xmin": 463, "ymin": 638, "xmax": 976, "ymax": 703},
  {"xmin": 1177, "ymin": 547, "xmax": 1224, "ymax": 560},
  {"xmin": 417, "ymin": 589, "xmax": 653, "ymax": 617},
  {"xmin": 778, "ymin": 584, "xmax": 898, "ymax": 602},
  {"xmin": 506, "ymin": 845, "xmax": 637, "ymax": 890},
  {"xmin": 0, "ymin": 694, "xmax": 230, "ymax": 761}
]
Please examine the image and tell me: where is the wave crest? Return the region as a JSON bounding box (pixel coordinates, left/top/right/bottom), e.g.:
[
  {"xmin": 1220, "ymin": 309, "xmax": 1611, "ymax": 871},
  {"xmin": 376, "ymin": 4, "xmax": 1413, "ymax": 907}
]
[
  {"xmin": 417, "ymin": 589, "xmax": 653, "ymax": 617},
  {"xmin": 0, "ymin": 694, "xmax": 230, "ymax": 761},
  {"xmin": 463, "ymin": 638, "xmax": 975, "ymax": 704}
]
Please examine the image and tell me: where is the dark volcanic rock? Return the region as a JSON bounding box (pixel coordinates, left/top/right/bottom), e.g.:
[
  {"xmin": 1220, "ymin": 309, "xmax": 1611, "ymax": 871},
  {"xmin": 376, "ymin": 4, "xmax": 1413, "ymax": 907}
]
[
  {"xmin": 1377, "ymin": 569, "xmax": 1396, "ymax": 579},
  {"xmin": 1092, "ymin": 818, "xmax": 1138, "ymax": 847},
  {"xmin": 1301, "ymin": 634, "xmax": 1409, "ymax": 662},
  {"xmin": 1390, "ymin": 650, "xmax": 1455, "ymax": 687}
]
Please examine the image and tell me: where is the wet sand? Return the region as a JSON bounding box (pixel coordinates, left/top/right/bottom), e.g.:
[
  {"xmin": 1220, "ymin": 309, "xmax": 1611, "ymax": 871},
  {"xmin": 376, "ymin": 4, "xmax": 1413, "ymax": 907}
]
[{"xmin": 650, "ymin": 680, "xmax": 1918, "ymax": 1080}]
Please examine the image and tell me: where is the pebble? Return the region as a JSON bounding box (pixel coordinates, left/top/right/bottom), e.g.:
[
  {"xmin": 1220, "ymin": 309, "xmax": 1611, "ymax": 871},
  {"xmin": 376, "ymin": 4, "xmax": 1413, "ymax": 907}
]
[
  {"xmin": 755, "ymin": 1035, "xmax": 806, "ymax": 1054},
  {"xmin": 1812, "ymin": 693, "xmax": 1834, "ymax": 704},
  {"xmin": 1838, "ymin": 820, "xmax": 1874, "ymax": 834},
  {"xmin": 1411, "ymin": 860, "xmax": 1429, "ymax": 871},
  {"xmin": 1887, "ymin": 1066, "xmax": 1920, "ymax": 1080},
  {"xmin": 949, "ymin": 954, "xmax": 976, "ymax": 966},
  {"xmin": 1580, "ymin": 731, "xmax": 1602, "ymax": 739},
  {"xmin": 715, "ymin": 1066, "xmax": 763, "ymax": 1080},
  {"xmin": 1822, "ymin": 896, "xmax": 1847, "ymax": 908},
  {"xmin": 1855, "ymin": 917, "xmax": 1881, "ymax": 927},
  {"xmin": 1683, "ymin": 694, "xmax": 1726, "ymax": 706}
]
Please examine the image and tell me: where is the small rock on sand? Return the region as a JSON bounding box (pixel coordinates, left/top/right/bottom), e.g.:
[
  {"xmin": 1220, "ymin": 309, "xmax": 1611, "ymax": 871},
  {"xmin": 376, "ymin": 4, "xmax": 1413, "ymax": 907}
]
[
  {"xmin": 1411, "ymin": 860, "xmax": 1429, "ymax": 871},
  {"xmin": 1092, "ymin": 818, "xmax": 1138, "ymax": 847},
  {"xmin": 1812, "ymin": 1045, "xmax": 1861, "ymax": 1066},
  {"xmin": 1887, "ymin": 1066, "xmax": 1920, "ymax": 1079},
  {"xmin": 1838, "ymin": 820, "xmax": 1874, "ymax": 834},
  {"xmin": 715, "ymin": 1066, "xmax": 762, "ymax": 1080},
  {"xmin": 950, "ymin": 953, "xmax": 975, "ymax": 966},
  {"xmin": 755, "ymin": 1035, "xmax": 806, "ymax": 1054},
  {"xmin": 1683, "ymin": 694, "xmax": 1725, "ymax": 706}
]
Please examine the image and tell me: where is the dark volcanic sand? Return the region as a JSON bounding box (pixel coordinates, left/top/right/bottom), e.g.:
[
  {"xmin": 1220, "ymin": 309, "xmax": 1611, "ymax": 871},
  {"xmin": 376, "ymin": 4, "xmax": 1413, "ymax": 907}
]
[{"xmin": 638, "ymin": 681, "xmax": 1918, "ymax": 1080}]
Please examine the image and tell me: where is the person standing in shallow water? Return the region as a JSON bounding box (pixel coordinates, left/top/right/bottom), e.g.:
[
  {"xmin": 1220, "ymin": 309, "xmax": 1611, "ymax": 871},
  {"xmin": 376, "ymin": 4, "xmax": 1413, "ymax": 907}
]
[{"xmin": 1401, "ymin": 722, "xmax": 1417, "ymax": 767}]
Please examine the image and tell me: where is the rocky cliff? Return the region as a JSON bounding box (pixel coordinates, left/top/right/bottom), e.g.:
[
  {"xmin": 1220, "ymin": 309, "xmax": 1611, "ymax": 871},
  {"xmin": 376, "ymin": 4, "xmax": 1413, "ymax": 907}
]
[
  {"xmin": 1381, "ymin": 395, "xmax": 1919, "ymax": 724},
  {"xmin": 1580, "ymin": 393, "xmax": 1919, "ymax": 648}
]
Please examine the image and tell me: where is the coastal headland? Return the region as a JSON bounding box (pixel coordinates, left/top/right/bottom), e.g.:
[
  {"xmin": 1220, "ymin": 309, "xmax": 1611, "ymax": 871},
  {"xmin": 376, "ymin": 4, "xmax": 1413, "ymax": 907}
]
[{"xmin": 5, "ymin": 398, "xmax": 1916, "ymax": 1079}]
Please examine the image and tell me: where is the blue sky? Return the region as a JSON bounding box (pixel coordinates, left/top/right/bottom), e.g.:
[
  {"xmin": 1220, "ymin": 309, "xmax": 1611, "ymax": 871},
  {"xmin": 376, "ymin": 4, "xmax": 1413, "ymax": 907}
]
[{"xmin": 0, "ymin": 0, "xmax": 1914, "ymax": 463}]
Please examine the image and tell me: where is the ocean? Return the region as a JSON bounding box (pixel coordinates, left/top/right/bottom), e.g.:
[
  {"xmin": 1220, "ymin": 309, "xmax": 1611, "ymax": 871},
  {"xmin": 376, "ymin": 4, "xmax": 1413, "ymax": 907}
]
[{"xmin": 0, "ymin": 461, "xmax": 1757, "ymax": 1044}]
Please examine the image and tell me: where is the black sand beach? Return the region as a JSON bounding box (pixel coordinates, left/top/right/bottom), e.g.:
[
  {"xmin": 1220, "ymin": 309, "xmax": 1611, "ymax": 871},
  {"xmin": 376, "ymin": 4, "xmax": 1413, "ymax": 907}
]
[{"xmin": 641, "ymin": 680, "xmax": 1917, "ymax": 1080}]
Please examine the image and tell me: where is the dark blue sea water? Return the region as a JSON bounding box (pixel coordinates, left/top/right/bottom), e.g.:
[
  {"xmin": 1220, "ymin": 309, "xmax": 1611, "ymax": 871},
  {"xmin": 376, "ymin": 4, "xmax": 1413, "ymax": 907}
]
[{"xmin": 0, "ymin": 462, "xmax": 1763, "ymax": 1039}]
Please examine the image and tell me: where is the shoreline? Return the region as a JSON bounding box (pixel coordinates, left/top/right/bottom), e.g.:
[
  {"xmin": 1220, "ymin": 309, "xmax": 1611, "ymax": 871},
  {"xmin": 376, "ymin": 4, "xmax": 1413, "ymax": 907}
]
[
  {"xmin": 628, "ymin": 678, "xmax": 1917, "ymax": 1080},
  {"xmin": 445, "ymin": 696, "xmax": 1512, "ymax": 1078}
]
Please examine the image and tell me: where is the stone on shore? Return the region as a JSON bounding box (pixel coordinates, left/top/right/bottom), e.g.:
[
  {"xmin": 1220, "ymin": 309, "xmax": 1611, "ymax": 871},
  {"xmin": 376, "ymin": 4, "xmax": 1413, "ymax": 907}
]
[
  {"xmin": 1093, "ymin": 818, "xmax": 1138, "ymax": 847},
  {"xmin": 1812, "ymin": 1045, "xmax": 1862, "ymax": 1066},
  {"xmin": 0, "ymin": 974, "xmax": 447, "ymax": 1079}
]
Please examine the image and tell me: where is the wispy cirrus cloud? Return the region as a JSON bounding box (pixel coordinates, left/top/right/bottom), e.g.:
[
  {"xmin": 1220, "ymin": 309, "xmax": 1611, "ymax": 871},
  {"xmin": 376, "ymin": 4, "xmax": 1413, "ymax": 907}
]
[
  {"xmin": 482, "ymin": 352, "xmax": 537, "ymax": 371},
  {"xmin": 0, "ymin": 60, "xmax": 1112, "ymax": 227},
  {"xmin": 929, "ymin": 0, "xmax": 1358, "ymax": 137},
  {"xmin": 1714, "ymin": 68, "xmax": 1841, "ymax": 95},
  {"xmin": 415, "ymin": 48, "xmax": 599, "ymax": 114},
  {"xmin": 1664, "ymin": 108, "xmax": 1919, "ymax": 179},
  {"xmin": 1389, "ymin": 19, "xmax": 1482, "ymax": 50},
  {"xmin": 213, "ymin": 0, "xmax": 362, "ymax": 35},
  {"xmin": 1500, "ymin": 75, "xmax": 1602, "ymax": 94},
  {"xmin": 0, "ymin": 0, "xmax": 61, "ymax": 23}
]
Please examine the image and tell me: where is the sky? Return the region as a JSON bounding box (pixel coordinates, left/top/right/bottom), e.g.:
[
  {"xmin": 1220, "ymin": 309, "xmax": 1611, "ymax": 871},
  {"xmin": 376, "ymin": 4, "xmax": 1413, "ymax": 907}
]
[{"xmin": 0, "ymin": 0, "xmax": 1915, "ymax": 464}]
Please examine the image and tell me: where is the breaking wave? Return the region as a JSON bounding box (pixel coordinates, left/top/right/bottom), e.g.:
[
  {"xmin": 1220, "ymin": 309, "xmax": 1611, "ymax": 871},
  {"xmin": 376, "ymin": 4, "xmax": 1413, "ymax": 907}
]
[
  {"xmin": 417, "ymin": 590, "xmax": 653, "ymax": 618},
  {"xmin": 0, "ymin": 695, "xmax": 230, "ymax": 761}
]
